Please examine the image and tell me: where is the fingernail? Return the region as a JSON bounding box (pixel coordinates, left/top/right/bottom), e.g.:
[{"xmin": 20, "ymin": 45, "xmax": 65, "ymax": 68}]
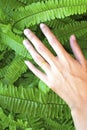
[
  {"xmin": 24, "ymin": 29, "xmax": 31, "ymax": 35},
  {"xmin": 24, "ymin": 60, "xmax": 29, "ymax": 65},
  {"xmin": 40, "ymin": 23, "xmax": 45, "ymax": 28},
  {"xmin": 71, "ymin": 35, "xmax": 76, "ymax": 41},
  {"xmin": 23, "ymin": 39, "xmax": 28, "ymax": 45}
]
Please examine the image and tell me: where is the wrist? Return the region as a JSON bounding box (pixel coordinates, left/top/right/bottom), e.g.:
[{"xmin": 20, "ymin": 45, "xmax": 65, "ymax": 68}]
[
  {"xmin": 71, "ymin": 102, "xmax": 87, "ymax": 118},
  {"xmin": 71, "ymin": 105, "xmax": 87, "ymax": 118},
  {"xmin": 70, "ymin": 94, "xmax": 87, "ymax": 112},
  {"xmin": 71, "ymin": 104, "xmax": 87, "ymax": 130}
]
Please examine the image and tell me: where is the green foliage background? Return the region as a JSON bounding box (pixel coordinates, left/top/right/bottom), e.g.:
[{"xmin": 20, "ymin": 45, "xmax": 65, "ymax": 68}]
[{"xmin": 0, "ymin": 0, "xmax": 87, "ymax": 129}]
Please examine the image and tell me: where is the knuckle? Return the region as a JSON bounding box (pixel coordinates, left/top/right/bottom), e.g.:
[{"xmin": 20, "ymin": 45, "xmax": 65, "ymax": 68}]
[
  {"xmin": 49, "ymin": 36, "xmax": 58, "ymax": 46},
  {"xmin": 27, "ymin": 44, "xmax": 32, "ymax": 50},
  {"xmin": 34, "ymin": 54, "xmax": 40, "ymax": 62},
  {"xmin": 42, "ymin": 25, "xmax": 47, "ymax": 31},
  {"xmin": 29, "ymin": 33, "xmax": 35, "ymax": 40},
  {"xmin": 36, "ymin": 45, "xmax": 44, "ymax": 51},
  {"xmin": 83, "ymin": 60, "xmax": 87, "ymax": 71}
]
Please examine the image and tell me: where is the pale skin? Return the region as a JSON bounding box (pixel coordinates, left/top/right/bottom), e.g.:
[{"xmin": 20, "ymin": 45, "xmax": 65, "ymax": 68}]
[{"xmin": 23, "ymin": 23, "xmax": 87, "ymax": 130}]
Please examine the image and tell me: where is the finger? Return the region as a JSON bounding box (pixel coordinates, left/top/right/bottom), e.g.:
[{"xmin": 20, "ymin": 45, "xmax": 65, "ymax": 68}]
[
  {"xmin": 24, "ymin": 28, "xmax": 55, "ymax": 66},
  {"xmin": 70, "ymin": 35, "xmax": 86, "ymax": 66},
  {"xmin": 24, "ymin": 60, "xmax": 48, "ymax": 83},
  {"xmin": 23, "ymin": 39, "xmax": 50, "ymax": 74},
  {"xmin": 40, "ymin": 23, "xmax": 68, "ymax": 59}
]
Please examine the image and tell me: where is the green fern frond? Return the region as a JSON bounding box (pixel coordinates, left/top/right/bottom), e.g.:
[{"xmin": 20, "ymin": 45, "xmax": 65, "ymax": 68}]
[
  {"xmin": 2, "ymin": 55, "xmax": 27, "ymax": 84},
  {"xmin": 0, "ymin": 51, "xmax": 5, "ymax": 61},
  {"xmin": 0, "ymin": 66, "xmax": 8, "ymax": 80},
  {"xmin": 13, "ymin": 16, "xmax": 75, "ymax": 35},
  {"xmin": 52, "ymin": 21, "xmax": 87, "ymax": 44},
  {"xmin": 82, "ymin": 48, "xmax": 87, "ymax": 59},
  {"xmin": 0, "ymin": 107, "xmax": 29, "ymax": 129},
  {"xmin": 78, "ymin": 32, "xmax": 87, "ymax": 58},
  {"xmin": 0, "ymin": 8, "xmax": 6, "ymax": 22},
  {"xmin": 0, "ymin": 42, "xmax": 7, "ymax": 51},
  {"xmin": 42, "ymin": 21, "xmax": 87, "ymax": 56},
  {"xmin": 0, "ymin": 0, "xmax": 26, "ymax": 26},
  {"xmin": 14, "ymin": 71, "xmax": 39, "ymax": 87},
  {"xmin": 13, "ymin": 20, "xmax": 87, "ymax": 58},
  {"xmin": 0, "ymin": 23, "xmax": 32, "ymax": 59},
  {"xmin": 0, "ymin": 0, "xmax": 24, "ymax": 10},
  {"xmin": 26, "ymin": 116, "xmax": 44, "ymax": 129},
  {"xmin": 44, "ymin": 118, "xmax": 75, "ymax": 130},
  {"xmin": 77, "ymin": 33, "xmax": 87, "ymax": 48},
  {"xmin": 0, "ymin": 82, "xmax": 71, "ymax": 119},
  {"xmin": 0, "ymin": 49, "xmax": 15, "ymax": 68},
  {"xmin": 17, "ymin": 0, "xmax": 42, "ymax": 5},
  {"xmin": 12, "ymin": 0, "xmax": 87, "ymax": 30}
]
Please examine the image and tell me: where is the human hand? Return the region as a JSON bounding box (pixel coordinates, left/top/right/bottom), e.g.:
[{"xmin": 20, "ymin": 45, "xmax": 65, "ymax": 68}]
[{"xmin": 23, "ymin": 23, "xmax": 87, "ymax": 111}]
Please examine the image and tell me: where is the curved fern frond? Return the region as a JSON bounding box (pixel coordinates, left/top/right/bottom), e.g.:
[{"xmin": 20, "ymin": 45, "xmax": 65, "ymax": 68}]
[
  {"xmin": 82, "ymin": 48, "xmax": 87, "ymax": 59},
  {"xmin": 46, "ymin": 17, "xmax": 76, "ymax": 29},
  {"xmin": 0, "ymin": 51, "xmax": 5, "ymax": 61},
  {"xmin": 17, "ymin": 0, "xmax": 42, "ymax": 5},
  {"xmin": 0, "ymin": 49, "xmax": 15, "ymax": 68},
  {"xmin": 12, "ymin": 0, "xmax": 87, "ymax": 30},
  {"xmin": 77, "ymin": 33, "xmax": 87, "ymax": 48},
  {"xmin": 52, "ymin": 21, "xmax": 87, "ymax": 44},
  {"xmin": 0, "ymin": 66, "xmax": 8, "ymax": 80},
  {"xmin": 0, "ymin": 41, "xmax": 7, "ymax": 51},
  {"xmin": 77, "ymin": 33, "xmax": 87, "ymax": 59},
  {"xmin": 0, "ymin": 0, "xmax": 25, "ymax": 23},
  {"xmin": 25, "ymin": 116, "xmax": 44, "ymax": 129},
  {"xmin": 13, "ymin": 16, "xmax": 75, "ymax": 34},
  {"xmin": 78, "ymin": 33, "xmax": 87, "ymax": 58},
  {"xmin": 13, "ymin": 20, "xmax": 87, "ymax": 57},
  {"xmin": 2, "ymin": 55, "xmax": 27, "ymax": 84},
  {"xmin": 42, "ymin": 21, "xmax": 87, "ymax": 56},
  {"xmin": 0, "ymin": 8, "xmax": 6, "ymax": 22},
  {"xmin": 0, "ymin": 82, "xmax": 71, "ymax": 119},
  {"xmin": 0, "ymin": 107, "xmax": 29, "ymax": 129},
  {"xmin": 14, "ymin": 71, "xmax": 39, "ymax": 87},
  {"xmin": 44, "ymin": 118, "xmax": 75, "ymax": 130},
  {"xmin": 0, "ymin": 23, "xmax": 32, "ymax": 59}
]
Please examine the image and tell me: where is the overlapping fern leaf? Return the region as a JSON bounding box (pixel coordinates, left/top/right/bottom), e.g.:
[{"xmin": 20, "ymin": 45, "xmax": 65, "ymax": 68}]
[
  {"xmin": 0, "ymin": 0, "xmax": 25, "ymax": 23},
  {"xmin": 0, "ymin": 107, "xmax": 30, "ymax": 130},
  {"xmin": 0, "ymin": 20, "xmax": 87, "ymax": 60},
  {"xmin": 0, "ymin": 82, "xmax": 71, "ymax": 119},
  {"xmin": 0, "ymin": 23, "xmax": 31, "ymax": 59},
  {"xmin": 44, "ymin": 118, "xmax": 75, "ymax": 130},
  {"xmin": 12, "ymin": 0, "xmax": 87, "ymax": 30},
  {"xmin": 52, "ymin": 21, "xmax": 87, "ymax": 43},
  {"xmin": 17, "ymin": 0, "xmax": 43, "ymax": 5},
  {"xmin": 40, "ymin": 20, "xmax": 87, "ymax": 56},
  {"xmin": 2, "ymin": 55, "xmax": 27, "ymax": 84}
]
